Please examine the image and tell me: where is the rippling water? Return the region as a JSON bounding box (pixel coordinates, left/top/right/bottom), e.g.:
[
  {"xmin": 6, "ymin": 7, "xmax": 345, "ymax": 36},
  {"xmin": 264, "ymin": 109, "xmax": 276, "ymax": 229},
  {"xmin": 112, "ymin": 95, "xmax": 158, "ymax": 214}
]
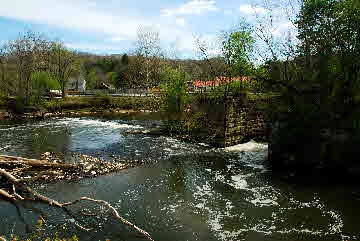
[{"xmin": 0, "ymin": 117, "xmax": 359, "ymax": 241}]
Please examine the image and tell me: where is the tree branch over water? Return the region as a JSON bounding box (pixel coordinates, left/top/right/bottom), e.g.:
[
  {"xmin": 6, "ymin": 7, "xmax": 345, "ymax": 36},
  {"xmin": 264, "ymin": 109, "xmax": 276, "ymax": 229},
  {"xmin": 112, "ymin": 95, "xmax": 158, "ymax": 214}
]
[{"xmin": 0, "ymin": 166, "xmax": 154, "ymax": 241}]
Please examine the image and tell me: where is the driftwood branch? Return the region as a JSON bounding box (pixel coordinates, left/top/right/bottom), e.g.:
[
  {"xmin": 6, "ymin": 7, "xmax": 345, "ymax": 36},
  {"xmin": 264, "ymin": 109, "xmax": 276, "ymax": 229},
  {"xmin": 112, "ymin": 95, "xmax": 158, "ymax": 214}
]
[
  {"xmin": 63, "ymin": 198, "xmax": 154, "ymax": 241},
  {"xmin": 0, "ymin": 155, "xmax": 78, "ymax": 169},
  {"xmin": 0, "ymin": 167, "xmax": 154, "ymax": 241},
  {"xmin": 0, "ymin": 146, "xmax": 11, "ymax": 151}
]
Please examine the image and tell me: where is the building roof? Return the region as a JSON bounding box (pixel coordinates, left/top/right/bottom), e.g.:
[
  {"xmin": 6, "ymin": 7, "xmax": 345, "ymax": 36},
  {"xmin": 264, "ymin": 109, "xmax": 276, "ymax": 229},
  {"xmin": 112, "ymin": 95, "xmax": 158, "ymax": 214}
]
[{"xmin": 193, "ymin": 76, "xmax": 251, "ymax": 88}]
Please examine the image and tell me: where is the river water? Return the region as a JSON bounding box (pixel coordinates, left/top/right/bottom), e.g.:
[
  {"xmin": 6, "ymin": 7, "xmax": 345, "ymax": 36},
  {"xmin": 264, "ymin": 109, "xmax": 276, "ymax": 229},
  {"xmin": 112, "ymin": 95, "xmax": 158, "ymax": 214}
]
[{"xmin": 0, "ymin": 117, "xmax": 359, "ymax": 241}]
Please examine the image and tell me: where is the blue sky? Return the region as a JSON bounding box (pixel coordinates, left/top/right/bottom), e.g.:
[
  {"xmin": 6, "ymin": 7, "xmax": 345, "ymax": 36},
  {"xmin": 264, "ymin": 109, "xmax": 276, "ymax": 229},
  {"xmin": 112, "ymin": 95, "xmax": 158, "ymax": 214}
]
[{"xmin": 0, "ymin": 0, "xmax": 295, "ymax": 58}]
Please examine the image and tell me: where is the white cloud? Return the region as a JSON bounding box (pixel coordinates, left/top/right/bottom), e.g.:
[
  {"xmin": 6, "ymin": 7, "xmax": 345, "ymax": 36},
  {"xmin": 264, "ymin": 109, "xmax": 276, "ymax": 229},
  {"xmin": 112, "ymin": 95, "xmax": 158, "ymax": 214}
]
[
  {"xmin": 0, "ymin": 0, "xmax": 199, "ymax": 55},
  {"xmin": 175, "ymin": 18, "xmax": 186, "ymax": 27},
  {"xmin": 161, "ymin": 0, "xmax": 217, "ymax": 17},
  {"xmin": 0, "ymin": 0, "xmax": 144, "ymax": 40},
  {"xmin": 239, "ymin": 4, "xmax": 267, "ymax": 15}
]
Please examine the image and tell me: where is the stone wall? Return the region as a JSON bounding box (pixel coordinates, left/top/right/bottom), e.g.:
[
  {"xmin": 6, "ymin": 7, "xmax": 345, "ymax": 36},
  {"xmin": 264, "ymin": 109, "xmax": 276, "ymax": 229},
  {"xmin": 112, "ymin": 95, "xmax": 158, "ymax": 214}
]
[
  {"xmin": 192, "ymin": 96, "xmax": 269, "ymax": 147},
  {"xmin": 224, "ymin": 98, "xmax": 269, "ymax": 147}
]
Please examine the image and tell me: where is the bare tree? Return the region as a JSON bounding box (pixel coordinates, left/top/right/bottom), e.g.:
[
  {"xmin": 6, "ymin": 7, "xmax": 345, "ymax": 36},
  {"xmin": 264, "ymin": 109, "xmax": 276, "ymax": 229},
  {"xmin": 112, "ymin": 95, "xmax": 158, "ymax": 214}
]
[
  {"xmin": 134, "ymin": 25, "xmax": 164, "ymax": 88},
  {"xmin": 7, "ymin": 31, "xmax": 39, "ymax": 102},
  {"xmin": 49, "ymin": 42, "xmax": 78, "ymax": 98},
  {"xmin": 0, "ymin": 44, "xmax": 7, "ymax": 96},
  {"xmin": 194, "ymin": 35, "xmax": 224, "ymax": 84}
]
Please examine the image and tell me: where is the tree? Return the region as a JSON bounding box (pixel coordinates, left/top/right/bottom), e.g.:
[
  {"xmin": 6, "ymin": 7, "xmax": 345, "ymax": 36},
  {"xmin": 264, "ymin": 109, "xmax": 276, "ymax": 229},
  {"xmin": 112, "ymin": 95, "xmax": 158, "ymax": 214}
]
[
  {"xmin": 0, "ymin": 44, "xmax": 7, "ymax": 96},
  {"xmin": 31, "ymin": 71, "xmax": 60, "ymax": 101},
  {"xmin": 134, "ymin": 25, "xmax": 164, "ymax": 88},
  {"xmin": 7, "ymin": 31, "xmax": 44, "ymax": 103},
  {"xmin": 295, "ymin": 0, "xmax": 360, "ymax": 123},
  {"xmin": 160, "ymin": 66, "xmax": 190, "ymax": 133},
  {"xmin": 160, "ymin": 66, "xmax": 189, "ymax": 114},
  {"xmin": 85, "ymin": 68, "xmax": 100, "ymax": 89},
  {"xmin": 250, "ymin": 0, "xmax": 360, "ymax": 167},
  {"xmin": 113, "ymin": 54, "xmax": 129, "ymax": 88},
  {"xmin": 194, "ymin": 22, "xmax": 255, "ymax": 96},
  {"xmin": 2, "ymin": 31, "xmax": 80, "ymax": 100},
  {"xmin": 106, "ymin": 71, "xmax": 119, "ymax": 87},
  {"xmin": 50, "ymin": 42, "xmax": 78, "ymax": 98},
  {"xmin": 220, "ymin": 24, "xmax": 255, "ymax": 90}
]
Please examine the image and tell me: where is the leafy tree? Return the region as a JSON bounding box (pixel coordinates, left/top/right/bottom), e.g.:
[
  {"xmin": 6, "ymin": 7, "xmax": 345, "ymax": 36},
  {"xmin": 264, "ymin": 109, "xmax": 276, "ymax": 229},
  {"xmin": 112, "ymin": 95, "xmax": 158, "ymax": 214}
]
[
  {"xmin": 221, "ymin": 26, "xmax": 255, "ymax": 83},
  {"xmin": 160, "ymin": 66, "xmax": 189, "ymax": 115},
  {"xmin": 31, "ymin": 71, "xmax": 60, "ymax": 101},
  {"xmin": 113, "ymin": 54, "xmax": 130, "ymax": 88},
  {"xmin": 160, "ymin": 66, "xmax": 190, "ymax": 133},
  {"xmin": 294, "ymin": 0, "xmax": 360, "ymax": 124},
  {"xmin": 85, "ymin": 68, "xmax": 99, "ymax": 89}
]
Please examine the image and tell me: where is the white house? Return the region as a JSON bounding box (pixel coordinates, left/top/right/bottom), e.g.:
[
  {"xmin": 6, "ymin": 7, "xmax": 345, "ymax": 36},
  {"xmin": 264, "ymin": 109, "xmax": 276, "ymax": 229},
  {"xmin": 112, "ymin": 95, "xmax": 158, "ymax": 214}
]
[{"xmin": 67, "ymin": 75, "xmax": 86, "ymax": 92}]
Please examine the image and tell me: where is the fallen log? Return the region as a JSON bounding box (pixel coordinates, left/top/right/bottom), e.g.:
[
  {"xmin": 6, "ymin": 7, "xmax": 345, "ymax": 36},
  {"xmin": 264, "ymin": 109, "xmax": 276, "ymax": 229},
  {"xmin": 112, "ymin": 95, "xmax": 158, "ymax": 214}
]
[
  {"xmin": 0, "ymin": 155, "xmax": 78, "ymax": 169},
  {"xmin": 0, "ymin": 153, "xmax": 132, "ymax": 183}
]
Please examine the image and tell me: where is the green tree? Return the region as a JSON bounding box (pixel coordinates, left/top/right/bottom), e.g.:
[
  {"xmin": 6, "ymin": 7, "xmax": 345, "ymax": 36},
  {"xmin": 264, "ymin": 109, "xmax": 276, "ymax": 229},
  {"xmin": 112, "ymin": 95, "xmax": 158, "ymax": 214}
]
[
  {"xmin": 221, "ymin": 28, "xmax": 255, "ymax": 82},
  {"xmin": 85, "ymin": 68, "xmax": 99, "ymax": 89},
  {"xmin": 31, "ymin": 71, "xmax": 60, "ymax": 102},
  {"xmin": 113, "ymin": 54, "xmax": 129, "ymax": 88},
  {"xmin": 294, "ymin": 0, "xmax": 360, "ymax": 123},
  {"xmin": 160, "ymin": 66, "xmax": 189, "ymax": 114}
]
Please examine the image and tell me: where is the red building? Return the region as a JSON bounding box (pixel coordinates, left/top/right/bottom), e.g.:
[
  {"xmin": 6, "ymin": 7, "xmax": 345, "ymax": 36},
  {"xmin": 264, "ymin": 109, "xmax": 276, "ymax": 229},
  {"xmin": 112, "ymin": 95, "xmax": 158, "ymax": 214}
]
[{"xmin": 193, "ymin": 76, "xmax": 252, "ymax": 89}]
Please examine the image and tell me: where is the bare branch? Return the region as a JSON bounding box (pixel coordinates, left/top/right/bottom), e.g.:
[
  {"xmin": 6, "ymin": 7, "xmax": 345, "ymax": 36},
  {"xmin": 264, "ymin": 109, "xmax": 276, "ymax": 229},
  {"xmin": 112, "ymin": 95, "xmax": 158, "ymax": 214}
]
[
  {"xmin": 0, "ymin": 167, "xmax": 155, "ymax": 241},
  {"xmin": 63, "ymin": 197, "xmax": 154, "ymax": 241}
]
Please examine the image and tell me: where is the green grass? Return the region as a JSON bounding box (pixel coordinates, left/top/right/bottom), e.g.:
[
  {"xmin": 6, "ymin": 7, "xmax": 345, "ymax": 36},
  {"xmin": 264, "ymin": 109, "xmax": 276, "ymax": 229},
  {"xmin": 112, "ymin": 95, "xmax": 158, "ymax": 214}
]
[{"xmin": 40, "ymin": 96, "xmax": 161, "ymax": 113}]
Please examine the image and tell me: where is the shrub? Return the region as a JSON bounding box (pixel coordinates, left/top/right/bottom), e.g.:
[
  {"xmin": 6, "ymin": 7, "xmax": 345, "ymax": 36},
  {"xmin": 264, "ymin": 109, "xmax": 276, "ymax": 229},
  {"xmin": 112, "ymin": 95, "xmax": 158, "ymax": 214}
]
[
  {"xmin": 159, "ymin": 66, "xmax": 190, "ymax": 133},
  {"xmin": 31, "ymin": 72, "xmax": 60, "ymax": 104}
]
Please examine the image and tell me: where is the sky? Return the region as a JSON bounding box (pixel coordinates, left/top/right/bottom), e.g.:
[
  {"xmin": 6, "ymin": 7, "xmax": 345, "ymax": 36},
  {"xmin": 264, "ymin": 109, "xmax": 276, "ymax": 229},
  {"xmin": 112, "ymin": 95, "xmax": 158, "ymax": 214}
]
[{"xmin": 0, "ymin": 0, "xmax": 296, "ymax": 59}]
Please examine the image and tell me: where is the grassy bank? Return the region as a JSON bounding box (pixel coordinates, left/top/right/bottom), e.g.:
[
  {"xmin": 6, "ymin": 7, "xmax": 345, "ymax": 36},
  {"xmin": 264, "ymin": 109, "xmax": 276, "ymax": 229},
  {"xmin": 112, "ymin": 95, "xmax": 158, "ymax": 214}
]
[
  {"xmin": 0, "ymin": 95, "xmax": 161, "ymax": 114},
  {"xmin": 42, "ymin": 96, "xmax": 161, "ymax": 112}
]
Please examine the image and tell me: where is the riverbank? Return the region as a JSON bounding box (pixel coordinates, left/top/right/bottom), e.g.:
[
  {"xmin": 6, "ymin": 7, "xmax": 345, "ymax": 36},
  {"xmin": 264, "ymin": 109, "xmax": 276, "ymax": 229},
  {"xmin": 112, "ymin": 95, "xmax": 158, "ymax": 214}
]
[
  {"xmin": 0, "ymin": 95, "xmax": 161, "ymax": 120},
  {"xmin": 0, "ymin": 152, "xmax": 144, "ymax": 185}
]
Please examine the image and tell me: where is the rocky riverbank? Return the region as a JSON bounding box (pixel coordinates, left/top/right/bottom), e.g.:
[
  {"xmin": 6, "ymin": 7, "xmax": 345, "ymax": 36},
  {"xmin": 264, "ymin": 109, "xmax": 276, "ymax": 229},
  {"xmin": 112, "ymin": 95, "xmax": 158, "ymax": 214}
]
[
  {"xmin": 0, "ymin": 108, "xmax": 156, "ymax": 121},
  {"xmin": 0, "ymin": 152, "xmax": 144, "ymax": 185}
]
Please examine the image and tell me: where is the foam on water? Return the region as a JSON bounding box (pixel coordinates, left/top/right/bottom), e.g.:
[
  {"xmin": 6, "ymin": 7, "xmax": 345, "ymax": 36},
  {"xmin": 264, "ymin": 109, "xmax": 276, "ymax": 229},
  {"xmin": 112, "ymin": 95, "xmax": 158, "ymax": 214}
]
[
  {"xmin": 55, "ymin": 118, "xmax": 143, "ymax": 129},
  {"xmin": 188, "ymin": 144, "xmax": 352, "ymax": 241},
  {"xmin": 224, "ymin": 140, "xmax": 268, "ymax": 152},
  {"xmin": 230, "ymin": 174, "xmax": 249, "ymax": 189}
]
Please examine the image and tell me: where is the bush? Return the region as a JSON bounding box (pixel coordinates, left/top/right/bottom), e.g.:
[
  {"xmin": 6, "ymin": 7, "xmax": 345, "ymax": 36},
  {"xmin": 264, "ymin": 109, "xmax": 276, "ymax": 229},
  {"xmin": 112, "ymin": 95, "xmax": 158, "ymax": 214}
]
[
  {"xmin": 159, "ymin": 66, "xmax": 191, "ymax": 133},
  {"xmin": 42, "ymin": 99, "xmax": 62, "ymax": 112},
  {"xmin": 160, "ymin": 66, "xmax": 190, "ymax": 114},
  {"xmin": 31, "ymin": 72, "xmax": 61, "ymax": 104}
]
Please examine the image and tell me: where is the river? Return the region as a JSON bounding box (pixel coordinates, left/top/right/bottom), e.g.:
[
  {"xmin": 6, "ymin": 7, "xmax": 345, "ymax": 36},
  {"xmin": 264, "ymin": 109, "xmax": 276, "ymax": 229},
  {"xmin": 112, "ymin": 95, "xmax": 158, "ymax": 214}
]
[{"xmin": 0, "ymin": 116, "xmax": 359, "ymax": 241}]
